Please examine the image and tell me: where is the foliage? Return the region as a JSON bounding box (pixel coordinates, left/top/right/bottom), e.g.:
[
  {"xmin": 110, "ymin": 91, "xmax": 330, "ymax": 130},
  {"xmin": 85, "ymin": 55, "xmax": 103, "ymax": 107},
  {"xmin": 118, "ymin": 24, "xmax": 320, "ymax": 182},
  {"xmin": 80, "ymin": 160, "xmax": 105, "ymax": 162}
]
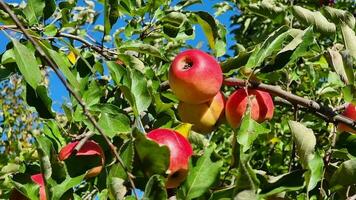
[{"xmin": 0, "ymin": 0, "xmax": 355, "ymax": 199}]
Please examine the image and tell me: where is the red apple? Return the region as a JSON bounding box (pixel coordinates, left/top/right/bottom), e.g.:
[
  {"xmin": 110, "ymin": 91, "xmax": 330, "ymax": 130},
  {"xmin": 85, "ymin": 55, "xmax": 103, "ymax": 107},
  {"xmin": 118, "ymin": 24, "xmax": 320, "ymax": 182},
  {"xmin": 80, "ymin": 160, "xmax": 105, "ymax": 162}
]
[
  {"xmin": 168, "ymin": 49, "xmax": 223, "ymax": 104},
  {"xmin": 59, "ymin": 140, "xmax": 105, "ymax": 178},
  {"xmin": 226, "ymin": 88, "xmax": 274, "ymax": 128},
  {"xmin": 31, "ymin": 173, "xmax": 46, "ymax": 200},
  {"xmin": 178, "ymin": 91, "xmax": 225, "ymax": 133},
  {"xmin": 147, "ymin": 128, "xmax": 193, "ymax": 188},
  {"xmin": 337, "ymin": 103, "xmax": 356, "ymax": 134}
]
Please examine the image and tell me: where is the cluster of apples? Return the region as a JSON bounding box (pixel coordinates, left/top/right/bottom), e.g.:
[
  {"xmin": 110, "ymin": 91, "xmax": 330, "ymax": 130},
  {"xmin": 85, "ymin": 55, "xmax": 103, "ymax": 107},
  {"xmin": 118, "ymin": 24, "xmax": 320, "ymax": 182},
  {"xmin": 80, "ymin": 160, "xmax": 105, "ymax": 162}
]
[{"xmin": 169, "ymin": 49, "xmax": 275, "ymax": 132}]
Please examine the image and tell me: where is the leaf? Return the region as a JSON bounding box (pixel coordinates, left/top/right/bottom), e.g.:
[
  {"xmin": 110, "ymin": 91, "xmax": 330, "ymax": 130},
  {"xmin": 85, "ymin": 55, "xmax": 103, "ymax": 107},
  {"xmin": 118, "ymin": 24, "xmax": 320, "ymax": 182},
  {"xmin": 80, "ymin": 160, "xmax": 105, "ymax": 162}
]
[
  {"xmin": 26, "ymin": 84, "xmax": 55, "ymax": 119},
  {"xmin": 118, "ymin": 41, "xmax": 166, "ymax": 60},
  {"xmin": 235, "ymin": 153, "xmax": 260, "ymax": 193},
  {"xmin": 108, "ymin": 177, "xmax": 127, "ymax": 200},
  {"xmin": 330, "ymin": 159, "xmax": 356, "ymax": 191},
  {"xmin": 259, "ymin": 170, "xmax": 305, "ymax": 196},
  {"xmin": 237, "ymin": 112, "xmax": 270, "ymax": 152},
  {"xmin": 104, "ymin": 0, "xmax": 119, "ymax": 36},
  {"xmin": 176, "ymin": 0, "xmax": 202, "ymax": 9},
  {"xmin": 43, "ymin": 24, "xmax": 57, "ymax": 37},
  {"xmin": 178, "ymin": 145, "xmax": 223, "ymax": 199},
  {"xmin": 288, "ymin": 121, "xmax": 316, "ymax": 168},
  {"xmin": 45, "ymin": 48, "xmax": 80, "ymax": 89},
  {"xmin": 11, "ymin": 38, "xmax": 41, "ymax": 89},
  {"xmin": 142, "ymin": 175, "xmax": 167, "ymax": 200},
  {"xmin": 35, "ymin": 135, "xmax": 53, "ymax": 179},
  {"xmin": 209, "ymin": 187, "xmax": 234, "ymax": 200},
  {"xmin": 247, "ymin": 0, "xmax": 286, "ymax": 24},
  {"xmin": 134, "ymin": 129, "xmax": 170, "ymax": 176},
  {"xmin": 305, "ymin": 153, "xmax": 324, "ymax": 192},
  {"xmin": 326, "ymin": 48, "xmax": 354, "ymax": 85},
  {"xmin": 43, "ymin": 120, "xmax": 66, "ymax": 152},
  {"xmin": 109, "ymin": 141, "xmax": 134, "ymax": 180},
  {"xmin": 245, "ymin": 26, "xmax": 290, "ymax": 69},
  {"xmin": 98, "ymin": 112, "xmax": 131, "ymax": 138},
  {"xmin": 292, "ymin": 6, "xmax": 336, "ymax": 34},
  {"xmin": 51, "ymin": 174, "xmax": 86, "ymax": 199},
  {"xmin": 121, "ymin": 68, "xmax": 152, "ymax": 116},
  {"xmin": 234, "ymin": 190, "xmax": 258, "ymax": 200},
  {"xmin": 194, "ymin": 11, "xmax": 218, "ymax": 50},
  {"xmin": 23, "ymin": 0, "xmax": 45, "ymax": 25},
  {"xmin": 322, "ymin": 6, "xmax": 355, "ymax": 29},
  {"xmin": 341, "ymin": 23, "xmax": 356, "ymax": 59}
]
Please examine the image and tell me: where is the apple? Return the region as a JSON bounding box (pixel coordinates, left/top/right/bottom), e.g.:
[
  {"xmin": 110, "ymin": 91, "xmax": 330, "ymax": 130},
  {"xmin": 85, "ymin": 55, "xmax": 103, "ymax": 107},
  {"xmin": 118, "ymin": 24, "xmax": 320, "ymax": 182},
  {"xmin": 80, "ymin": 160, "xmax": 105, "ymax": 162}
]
[
  {"xmin": 59, "ymin": 140, "xmax": 105, "ymax": 178},
  {"xmin": 178, "ymin": 91, "xmax": 225, "ymax": 133},
  {"xmin": 147, "ymin": 128, "xmax": 193, "ymax": 188},
  {"xmin": 226, "ymin": 88, "xmax": 274, "ymax": 128},
  {"xmin": 168, "ymin": 49, "xmax": 223, "ymax": 104},
  {"xmin": 337, "ymin": 103, "xmax": 356, "ymax": 134},
  {"xmin": 9, "ymin": 173, "xmax": 46, "ymax": 200}
]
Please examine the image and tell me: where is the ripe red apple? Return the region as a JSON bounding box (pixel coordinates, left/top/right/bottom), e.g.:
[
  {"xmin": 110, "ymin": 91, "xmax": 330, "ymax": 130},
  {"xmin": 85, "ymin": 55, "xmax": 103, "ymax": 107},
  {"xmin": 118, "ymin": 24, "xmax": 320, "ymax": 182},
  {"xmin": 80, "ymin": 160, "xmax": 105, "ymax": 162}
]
[
  {"xmin": 59, "ymin": 140, "xmax": 105, "ymax": 178},
  {"xmin": 168, "ymin": 49, "xmax": 223, "ymax": 104},
  {"xmin": 337, "ymin": 103, "xmax": 356, "ymax": 134},
  {"xmin": 178, "ymin": 91, "xmax": 225, "ymax": 133},
  {"xmin": 226, "ymin": 88, "xmax": 274, "ymax": 128},
  {"xmin": 147, "ymin": 128, "xmax": 193, "ymax": 188}
]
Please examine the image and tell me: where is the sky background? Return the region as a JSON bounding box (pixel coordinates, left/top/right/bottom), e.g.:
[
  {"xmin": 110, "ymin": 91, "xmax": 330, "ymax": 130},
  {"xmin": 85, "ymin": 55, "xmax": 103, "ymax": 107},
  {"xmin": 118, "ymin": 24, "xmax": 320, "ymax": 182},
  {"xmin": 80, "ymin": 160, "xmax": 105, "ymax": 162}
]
[{"xmin": 0, "ymin": 0, "xmax": 239, "ymax": 112}]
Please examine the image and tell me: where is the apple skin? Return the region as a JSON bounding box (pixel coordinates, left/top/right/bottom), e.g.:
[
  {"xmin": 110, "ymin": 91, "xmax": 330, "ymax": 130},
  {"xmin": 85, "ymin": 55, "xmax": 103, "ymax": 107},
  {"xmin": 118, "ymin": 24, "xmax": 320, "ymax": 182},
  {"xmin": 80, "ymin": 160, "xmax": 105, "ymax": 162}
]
[
  {"xmin": 168, "ymin": 49, "xmax": 223, "ymax": 104},
  {"xmin": 226, "ymin": 88, "xmax": 274, "ymax": 128},
  {"xmin": 337, "ymin": 103, "xmax": 356, "ymax": 134},
  {"xmin": 147, "ymin": 128, "xmax": 193, "ymax": 188},
  {"xmin": 59, "ymin": 140, "xmax": 105, "ymax": 178},
  {"xmin": 178, "ymin": 91, "xmax": 225, "ymax": 133},
  {"xmin": 31, "ymin": 173, "xmax": 46, "ymax": 200}
]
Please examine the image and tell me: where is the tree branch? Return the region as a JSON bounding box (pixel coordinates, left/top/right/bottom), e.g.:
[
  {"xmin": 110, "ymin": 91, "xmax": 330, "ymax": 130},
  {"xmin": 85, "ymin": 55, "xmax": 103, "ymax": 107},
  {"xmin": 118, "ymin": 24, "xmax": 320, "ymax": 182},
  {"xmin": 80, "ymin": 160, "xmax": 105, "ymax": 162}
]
[
  {"xmin": 0, "ymin": 1, "xmax": 138, "ymax": 199},
  {"xmin": 223, "ymin": 78, "xmax": 356, "ymax": 130}
]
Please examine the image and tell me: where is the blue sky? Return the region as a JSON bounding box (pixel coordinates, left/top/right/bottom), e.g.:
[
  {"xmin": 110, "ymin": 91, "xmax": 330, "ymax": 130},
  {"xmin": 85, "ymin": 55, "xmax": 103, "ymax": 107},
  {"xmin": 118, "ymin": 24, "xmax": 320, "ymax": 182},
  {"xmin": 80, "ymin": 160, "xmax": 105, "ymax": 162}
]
[{"xmin": 0, "ymin": 0, "xmax": 238, "ymax": 112}]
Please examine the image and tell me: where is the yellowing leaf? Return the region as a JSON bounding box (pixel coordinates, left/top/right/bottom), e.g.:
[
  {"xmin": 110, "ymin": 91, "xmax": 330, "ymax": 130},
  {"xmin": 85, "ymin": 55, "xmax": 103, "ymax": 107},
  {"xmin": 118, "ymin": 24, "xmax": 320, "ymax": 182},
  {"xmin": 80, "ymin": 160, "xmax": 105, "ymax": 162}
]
[
  {"xmin": 67, "ymin": 51, "xmax": 77, "ymax": 64},
  {"xmin": 174, "ymin": 123, "xmax": 192, "ymax": 138}
]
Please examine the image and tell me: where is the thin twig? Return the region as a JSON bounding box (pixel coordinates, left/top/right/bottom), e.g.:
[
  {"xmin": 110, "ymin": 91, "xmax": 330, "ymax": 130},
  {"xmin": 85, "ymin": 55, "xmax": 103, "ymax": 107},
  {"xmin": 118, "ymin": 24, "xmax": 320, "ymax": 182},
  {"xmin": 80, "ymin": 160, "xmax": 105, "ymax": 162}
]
[{"xmin": 0, "ymin": 1, "xmax": 138, "ymax": 199}]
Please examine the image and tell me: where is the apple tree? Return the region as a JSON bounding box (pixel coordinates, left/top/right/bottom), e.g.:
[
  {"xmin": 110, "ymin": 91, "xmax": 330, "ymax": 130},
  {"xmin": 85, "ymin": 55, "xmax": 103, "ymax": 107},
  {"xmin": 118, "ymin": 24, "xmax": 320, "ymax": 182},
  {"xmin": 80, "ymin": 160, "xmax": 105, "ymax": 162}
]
[{"xmin": 0, "ymin": 0, "xmax": 355, "ymax": 199}]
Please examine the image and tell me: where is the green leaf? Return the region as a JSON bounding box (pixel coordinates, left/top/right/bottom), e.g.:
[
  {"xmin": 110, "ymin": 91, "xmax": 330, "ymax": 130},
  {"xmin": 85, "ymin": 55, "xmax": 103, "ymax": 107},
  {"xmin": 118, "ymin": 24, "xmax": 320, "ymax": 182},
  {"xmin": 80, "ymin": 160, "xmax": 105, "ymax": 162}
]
[
  {"xmin": 11, "ymin": 38, "xmax": 41, "ymax": 89},
  {"xmin": 322, "ymin": 6, "xmax": 355, "ymax": 29},
  {"xmin": 245, "ymin": 26, "xmax": 290, "ymax": 69},
  {"xmin": 26, "ymin": 84, "xmax": 55, "ymax": 119},
  {"xmin": 247, "ymin": 0, "xmax": 286, "ymax": 24},
  {"xmin": 98, "ymin": 112, "xmax": 131, "ymax": 138},
  {"xmin": 178, "ymin": 146, "xmax": 223, "ymax": 200},
  {"xmin": 341, "ymin": 23, "xmax": 356, "ymax": 59},
  {"xmin": 121, "ymin": 68, "xmax": 152, "ymax": 117},
  {"xmin": 292, "ymin": 6, "xmax": 336, "ymax": 35},
  {"xmin": 43, "ymin": 120, "xmax": 66, "ymax": 151},
  {"xmin": 142, "ymin": 175, "xmax": 167, "ymax": 200},
  {"xmin": 35, "ymin": 135, "xmax": 53, "ymax": 179},
  {"xmin": 209, "ymin": 187, "xmax": 234, "ymax": 200},
  {"xmin": 44, "ymin": 47, "xmax": 80, "ymax": 89},
  {"xmin": 23, "ymin": 0, "xmax": 45, "ymax": 25},
  {"xmin": 43, "ymin": 24, "xmax": 58, "ymax": 37},
  {"xmin": 235, "ymin": 153, "xmax": 260, "ymax": 193},
  {"xmin": 288, "ymin": 121, "xmax": 316, "ymax": 168},
  {"xmin": 118, "ymin": 41, "xmax": 166, "ymax": 60},
  {"xmin": 237, "ymin": 112, "xmax": 270, "ymax": 152},
  {"xmin": 305, "ymin": 153, "xmax": 324, "ymax": 192},
  {"xmin": 330, "ymin": 159, "xmax": 356, "ymax": 191},
  {"xmin": 134, "ymin": 129, "xmax": 170, "ymax": 176},
  {"xmin": 104, "ymin": 0, "xmax": 119, "ymax": 36},
  {"xmin": 176, "ymin": 0, "xmax": 202, "ymax": 9},
  {"xmin": 9, "ymin": 179, "xmax": 40, "ymax": 200},
  {"xmin": 51, "ymin": 174, "xmax": 86, "ymax": 199},
  {"xmin": 326, "ymin": 48, "xmax": 354, "ymax": 85},
  {"xmin": 108, "ymin": 141, "xmax": 134, "ymax": 180},
  {"xmin": 259, "ymin": 170, "xmax": 305, "ymax": 196}
]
